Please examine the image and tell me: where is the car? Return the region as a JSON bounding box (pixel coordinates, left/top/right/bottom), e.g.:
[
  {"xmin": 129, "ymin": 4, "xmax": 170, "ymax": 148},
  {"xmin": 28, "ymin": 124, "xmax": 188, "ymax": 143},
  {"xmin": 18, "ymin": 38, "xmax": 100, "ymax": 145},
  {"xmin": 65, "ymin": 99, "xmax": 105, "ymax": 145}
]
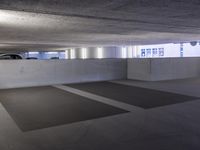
[
  {"xmin": 0, "ymin": 53, "xmax": 23, "ymax": 59},
  {"xmin": 50, "ymin": 57, "xmax": 59, "ymax": 59},
  {"xmin": 26, "ymin": 57, "xmax": 38, "ymax": 59}
]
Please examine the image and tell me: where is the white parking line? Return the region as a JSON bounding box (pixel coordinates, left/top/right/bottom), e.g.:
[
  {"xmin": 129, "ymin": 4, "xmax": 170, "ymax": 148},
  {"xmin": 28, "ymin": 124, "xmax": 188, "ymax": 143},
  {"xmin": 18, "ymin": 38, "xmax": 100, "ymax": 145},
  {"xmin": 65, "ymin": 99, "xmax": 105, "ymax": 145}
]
[{"xmin": 53, "ymin": 85, "xmax": 144, "ymax": 112}]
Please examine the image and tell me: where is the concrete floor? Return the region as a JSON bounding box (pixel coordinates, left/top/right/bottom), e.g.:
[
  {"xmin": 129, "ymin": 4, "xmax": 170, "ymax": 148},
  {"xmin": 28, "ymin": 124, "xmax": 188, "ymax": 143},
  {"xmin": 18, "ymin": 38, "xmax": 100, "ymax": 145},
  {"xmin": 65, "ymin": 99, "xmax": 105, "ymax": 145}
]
[{"xmin": 0, "ymin": 78, "xmax": 200, "ymax": 150}]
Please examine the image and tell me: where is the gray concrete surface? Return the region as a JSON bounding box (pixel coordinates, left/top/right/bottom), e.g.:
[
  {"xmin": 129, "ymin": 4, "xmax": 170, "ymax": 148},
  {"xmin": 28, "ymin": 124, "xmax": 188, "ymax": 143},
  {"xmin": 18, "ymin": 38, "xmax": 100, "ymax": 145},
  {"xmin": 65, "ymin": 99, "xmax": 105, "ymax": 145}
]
[
  {"xmin": 128, "ymin": 58, "xmax": 200, "ymax": 81},
  {"xmin": 0, "ymin": 59, "xmax": 127, "ymax": 89},
  {"xmin": 0, "ymin": 1, "xmax": 200, "ymax": 149},
  {"xmin": 112, "ymin": 77, "xmax": 200, "ymax": 97},
  {"xmin": 0, "ymin": 79, "xmax": 200, "ymax": 150},
  {"xmin": 128, "ymin": 58, "xmax": 152, "ymax": 81},
  {"xmin": 0, "ymin": 1, "xmax": 200, "ymax": 50}
]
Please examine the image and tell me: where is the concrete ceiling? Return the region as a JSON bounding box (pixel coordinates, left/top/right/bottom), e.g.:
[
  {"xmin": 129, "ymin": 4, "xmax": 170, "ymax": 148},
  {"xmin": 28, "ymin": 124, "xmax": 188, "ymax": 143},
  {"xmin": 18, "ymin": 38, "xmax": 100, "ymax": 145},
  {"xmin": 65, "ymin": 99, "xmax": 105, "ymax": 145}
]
[{"xmin": 0, "ymin": 0, "xmax": 200, "ymax": 51}]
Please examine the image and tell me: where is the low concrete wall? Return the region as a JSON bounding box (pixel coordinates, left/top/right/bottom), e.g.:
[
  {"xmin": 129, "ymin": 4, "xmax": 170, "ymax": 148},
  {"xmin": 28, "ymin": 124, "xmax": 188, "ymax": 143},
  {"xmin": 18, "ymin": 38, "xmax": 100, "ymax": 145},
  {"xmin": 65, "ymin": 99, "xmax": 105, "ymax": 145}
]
[
  {"xmin": 127, "ymin": 59, "xmax": 152, "ymax": 81},
  {"xmin": 0, "ymin": 59, "xmax": 127, "ymax": 89},
  {"xmin": 128, "ymin": 58, "xmax": 200, "ymax": 81}
]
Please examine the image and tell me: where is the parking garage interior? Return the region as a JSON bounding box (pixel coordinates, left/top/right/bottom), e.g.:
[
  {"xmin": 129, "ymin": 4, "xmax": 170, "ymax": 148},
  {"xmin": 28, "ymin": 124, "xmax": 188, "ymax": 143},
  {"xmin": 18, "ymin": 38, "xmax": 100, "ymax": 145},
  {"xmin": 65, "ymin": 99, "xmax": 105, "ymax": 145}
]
[{"xmin": 1, "ymin": 1, "xmax": 200, "ymax": 150}]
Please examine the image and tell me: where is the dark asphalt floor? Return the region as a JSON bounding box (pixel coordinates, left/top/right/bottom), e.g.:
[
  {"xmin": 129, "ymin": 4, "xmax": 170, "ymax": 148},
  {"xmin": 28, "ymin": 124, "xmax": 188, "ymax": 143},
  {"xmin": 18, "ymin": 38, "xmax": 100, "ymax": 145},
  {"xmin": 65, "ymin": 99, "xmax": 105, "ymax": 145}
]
[
  {"xmin": 67, "ymin": 82, "xmax": 199, "ymax": 109},
  {"xmin": 0, "ymin": 86, "xmax": 127, "ymax": 132}
]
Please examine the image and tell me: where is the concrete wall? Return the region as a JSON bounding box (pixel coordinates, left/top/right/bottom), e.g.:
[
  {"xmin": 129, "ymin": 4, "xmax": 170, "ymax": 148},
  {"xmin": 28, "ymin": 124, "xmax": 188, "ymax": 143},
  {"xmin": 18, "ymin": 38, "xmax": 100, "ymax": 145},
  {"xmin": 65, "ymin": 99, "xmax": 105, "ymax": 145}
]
[
  {"xmin": 128, "ymin": 58, "xmax": 200, "ymax": 81},
  {"xmin": 0, "ymin": 59, "xmax": 127, "ymax": 89},
  {"xmin": 128, "ymin": 59, "xmax": 152, "ymax": 81}
]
